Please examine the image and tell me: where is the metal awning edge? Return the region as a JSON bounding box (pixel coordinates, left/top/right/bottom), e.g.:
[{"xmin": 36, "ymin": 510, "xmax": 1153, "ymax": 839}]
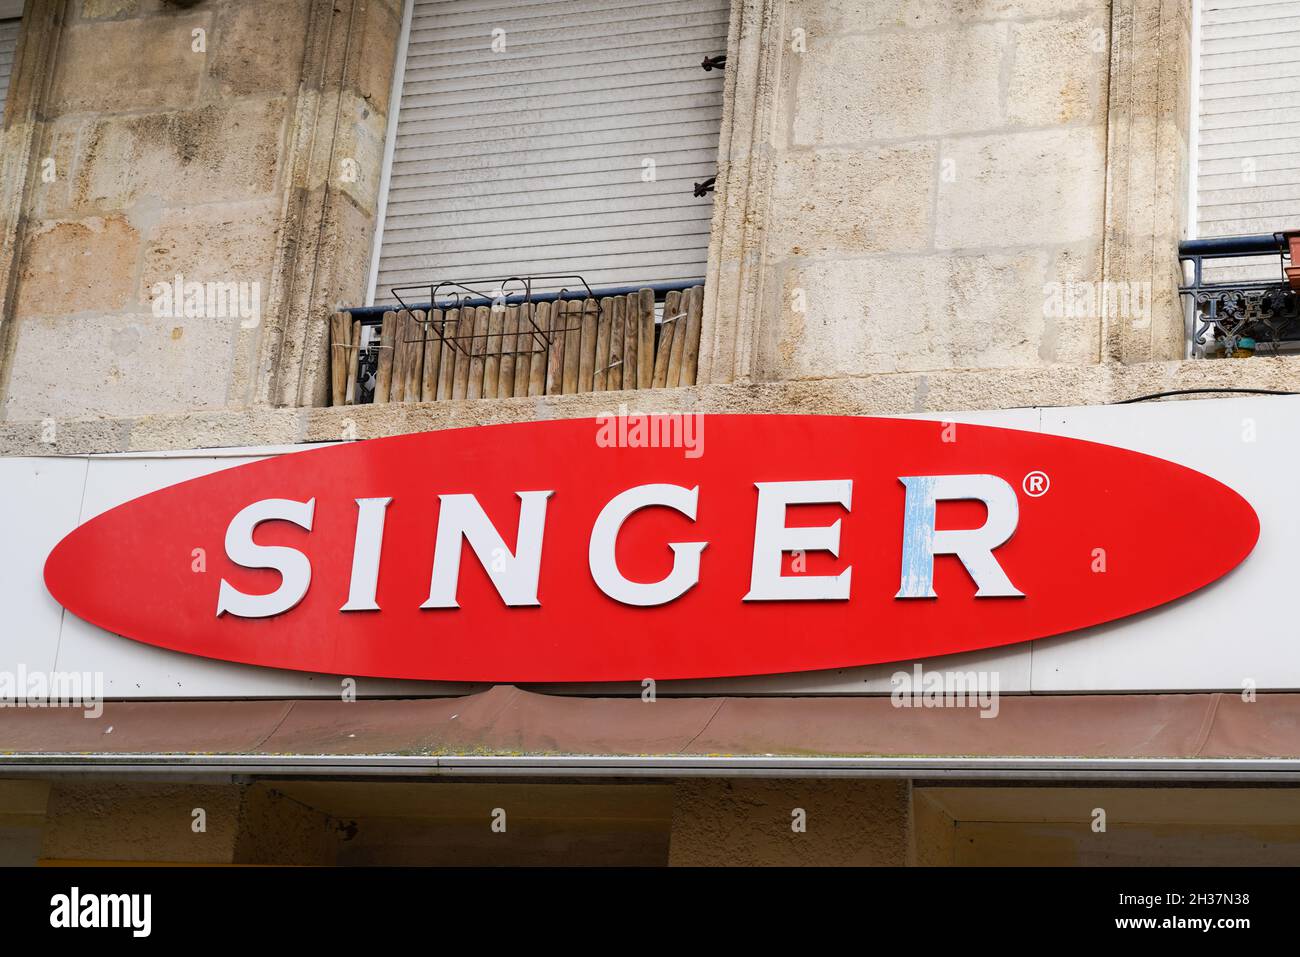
[{"xmin": 4, "ymin": 754, "xmax": 1300, "ymax": 781}]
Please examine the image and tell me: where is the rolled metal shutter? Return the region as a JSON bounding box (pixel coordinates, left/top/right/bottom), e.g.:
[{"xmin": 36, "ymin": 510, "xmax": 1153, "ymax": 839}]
[
  {"xmin": 371, "ymin": 0, "xmax": 729, "ymax": 305},
  {"xmin": 1195, "ymin": 0, "xmax": 1300, "ymax": 240},
  {"xmin": 0, "ymin": 18, "xmax": 19, "ymax": 110}
]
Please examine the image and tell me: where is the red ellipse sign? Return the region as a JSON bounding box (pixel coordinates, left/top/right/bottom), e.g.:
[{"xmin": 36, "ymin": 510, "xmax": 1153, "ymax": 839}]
[{"xmin": 44, "ymin": 415, "xmax": 1259, "ymax": 681}]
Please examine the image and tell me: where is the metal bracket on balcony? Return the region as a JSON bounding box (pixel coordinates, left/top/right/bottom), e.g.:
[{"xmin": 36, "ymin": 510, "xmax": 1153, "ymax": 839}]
[
  {"xmin": 390, "ymin": 275, "xmax": 597, "ymax": 356},
  {"xmin": 1179, "ymin": 232, "xmax": 1300, "ymax": 357},
  {"xmin": 701, "ymin": 54, "xmax": 726, "ymax": 71},
  {"xmin": 693, "ymin": 176, "xmax": 716, "ymax": 198}
]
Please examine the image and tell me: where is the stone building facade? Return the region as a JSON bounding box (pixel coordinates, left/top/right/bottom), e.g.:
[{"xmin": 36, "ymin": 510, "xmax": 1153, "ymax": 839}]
[
  {"xmin": 2, "ymin": 0, "xmax": 1288, "ymax": 453},
  {"xmin": 3, "ymin": 0, "xmax": 1300, "ymax": 866}
]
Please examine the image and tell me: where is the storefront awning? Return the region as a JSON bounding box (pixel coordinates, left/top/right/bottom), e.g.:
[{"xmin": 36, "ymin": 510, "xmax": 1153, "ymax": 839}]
[{"xmin": 3, "ymin": 686, "xmax": 1300, "ymax": 780}]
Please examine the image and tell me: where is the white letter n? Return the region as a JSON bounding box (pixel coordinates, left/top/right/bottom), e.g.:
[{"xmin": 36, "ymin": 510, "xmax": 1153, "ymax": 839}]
[{"xmin": 422, "ymin": 491, "xmax": 553, "ymax": 608}]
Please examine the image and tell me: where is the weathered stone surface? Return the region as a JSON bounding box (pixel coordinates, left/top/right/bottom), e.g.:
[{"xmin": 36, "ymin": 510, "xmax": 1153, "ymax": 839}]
[
  {"xmin": 1006, "ymin": 17, "xmax": 1110, "ymax": 127},
  {"xmin": 51, "ymin": 14, "xmax": 209, "ymax": 114},
  {"xmin": 15, "ymin": 216, "xmax": 139, "ymax": 318},
  {"xmin": 2, "ymin": 1, "xmax": 389, "ymax": 426},
  {"xmin": 4, "ymin": 312, "xmax": 239, "ymax": 420},
  {"xmin": 701, "ymin": 0, "xmax": 1191, "ymax": 384},
  {"xmin": 799, "ymin": 0, "xmax": 1110, "ymax": 33},
  {"xmin": 938, "ymin": 251, "xmax": 1056, "ymax": 367},
  {"xmin": 208, "ymin": 0, "xmax": 312, "ymax": 97},
  {"xmin": 81, "ymin": 0, "xmax": 142, "ymax": 18},
  {"xmin": 1103, "ymin": 0, "xmax": 1192, "ymax": 363},
  {"xmin": 769, "ymin": 144, "xmax": 935, "ymax": 256},
  {"xmin": 792, "ymin": 28, "xmax": 1006, "ymax": 144},
  {"xmin": 138, "ymin": 198, "xmax": 280, "ymax": 306},
  {"xmin": 288, "ymin": 90, "xmax": 338, "ymax": 194},
  {"xmin": 776, "ymin": 259, "xmax": 921, "ymax": 378},
  {"xmin": 776, "ymin": 252, "xmax": 1058, "ymax": 378},
  {"xmin": 0, "ymin": 416, "xmax": 132, "ymax": 455},
  {"xmin": 79, "ymin": 0, "xmax": 176, "ymax": 18},
  {"xmin": 935, "ymin": 127, "xmax": 1107, "ymax": 249},
  {"xmin": 241, "ymin": 177, "xmax": 372, "ymax": 411},
  {"xmin": 69, "ymin": 99, "xmax": 285, "ymax": 213},
  {"xmin": 354, "ymin": 0, "xmax": 403, "ymax": 116},
  {"xmin": 127, "ymin": 407, "xmax": 306, "ymax": 452},
  {"xmin": 8, "ymin": 353, "xmax": 1300, "ymax": 454},
  {"xmin": 27, "ymin": 119, "xmax": 84, "ymax": 219},
  {"xmin": 0, "ymin": 0, "xmax": 1200, "ymax": 446},
  {"xmin": 333, "ymin": 91, "xmax": 387, "ymax": 216},
  {"xmin": 1042, "ymin": 244, "xmax": 1105, "ymax": 364}
]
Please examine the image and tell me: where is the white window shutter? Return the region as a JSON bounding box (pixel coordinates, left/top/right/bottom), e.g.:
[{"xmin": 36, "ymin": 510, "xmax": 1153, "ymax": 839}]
[
  {"xmin": 371, "ymin": 0, "xmax": 729, "ymax": 305},
  {"xmin": 1196, "ymin": 0, "xmax": 1300, "ymax": 240},
  {"xmin": 0, "ymin": 18, "xmax": 20, "ymax": 110}
]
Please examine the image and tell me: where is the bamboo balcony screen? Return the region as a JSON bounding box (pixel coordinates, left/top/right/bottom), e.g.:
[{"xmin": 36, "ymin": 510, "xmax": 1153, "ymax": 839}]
[{"xmin": 329, "ymin": 285, "xmax": 704, "ymax": 406}]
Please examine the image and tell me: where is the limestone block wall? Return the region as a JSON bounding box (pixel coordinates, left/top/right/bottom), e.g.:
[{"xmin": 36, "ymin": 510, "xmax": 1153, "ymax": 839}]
[
  {"xmin": 0, "ymin": 0, "xmax": 402, "ymax": 423},
  {"xmin": 701, "ymin": 0, "xmax": 1193, "ymax": 384},
  {"xmin": 752, "ymin": 0, "xmax": 1117, "ymax": 381},
  {"xmin": 0, "ymin": 0, "xmax": 1203, "ymax": 451}
]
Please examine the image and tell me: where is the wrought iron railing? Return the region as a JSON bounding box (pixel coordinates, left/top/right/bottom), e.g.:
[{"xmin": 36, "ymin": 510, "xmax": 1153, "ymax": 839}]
[{"xmin": 1180, "ymin": 232, "xmax": 1300, "ymax": 357}]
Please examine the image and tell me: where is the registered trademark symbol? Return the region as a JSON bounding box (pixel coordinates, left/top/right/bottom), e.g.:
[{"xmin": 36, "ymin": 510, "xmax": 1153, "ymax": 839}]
[{"xmin": 1022, "ymin": 470, "xmax": 1050, "ymax": 497}]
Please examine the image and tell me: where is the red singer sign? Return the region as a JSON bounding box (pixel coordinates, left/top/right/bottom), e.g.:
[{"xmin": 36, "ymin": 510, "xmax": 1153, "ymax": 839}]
[{"xmin": 43, "ymin": 415, "xmax": 1259, "ymax": 681}]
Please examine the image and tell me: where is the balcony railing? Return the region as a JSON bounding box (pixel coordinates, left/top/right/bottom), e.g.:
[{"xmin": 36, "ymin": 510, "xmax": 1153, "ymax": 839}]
[
  {"xmin": 329, "ymin": 278, "xmax": 705, "ymax": 406},
  {"xmin": 1180, "ymin": 232, "xmax": 1300, "ymax": 357}
]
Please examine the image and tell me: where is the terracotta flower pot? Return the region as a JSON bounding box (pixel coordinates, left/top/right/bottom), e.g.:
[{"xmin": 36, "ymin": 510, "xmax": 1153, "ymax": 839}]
[{"xmin": 1285, "ymin": 231, "xmax": 1300, "ymax": 291}]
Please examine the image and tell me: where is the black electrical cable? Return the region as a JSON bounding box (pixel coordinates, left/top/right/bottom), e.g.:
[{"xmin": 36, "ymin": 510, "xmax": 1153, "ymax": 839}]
[{"xmin": 1117, "ymin": 387, "xmax": 1298, "ymax": 404}]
